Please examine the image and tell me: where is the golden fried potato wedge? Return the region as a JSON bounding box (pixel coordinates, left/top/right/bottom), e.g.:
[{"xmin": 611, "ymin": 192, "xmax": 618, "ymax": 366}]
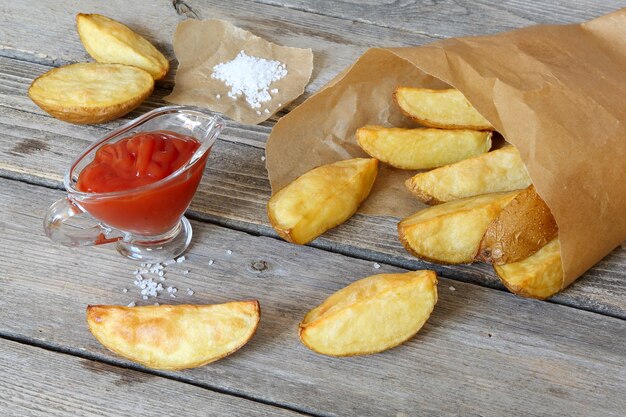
[
  {"xmin": 87, "ymin": 302, "xmax": 260, "ymax": 370},
  {"xmin": 267, "ymin": 158, "xmax": 378, "ymax": 245},
  {"xmin": 394, "ymin": 87, "xmax": 493, "ymax": 130},
  {"xmin": 477, "ymin": 185, "xmax": 558, "ymax": 265},
  {"xmin": 299, "ymin": 270, "xmax": 437, "ymax": 356},
  {"xmin": 398, "ymin": 191, "xmax": 519, "ymax": 264},
  {"xmin": 28, "ymin": 63, "xmax": 154, "ymax": 124},
  {"xmin": 77, "ymin": 13, "xmax": 169, "ymax": 80},
  {"xmin": 406, "ymin": 146, "xmax": 531, "ymax": 204},
  {"xmin": 495, "ymin": 239, "xmax": 563, "ymax": 299},
  {"xmin": 356, "ymin": 125, "xmax": 491, "ymax": 170}
]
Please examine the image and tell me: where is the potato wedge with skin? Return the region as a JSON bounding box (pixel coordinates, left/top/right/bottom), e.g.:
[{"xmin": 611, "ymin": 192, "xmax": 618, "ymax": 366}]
[
  {"xmin": 398, "ymin": 191, "xmax": 519, "ymax": 264},
  {"xmin": 299, "ymin": 270, "xmax": 438, "ymax": 356},
  {"xmin": 477, "ymin": 185, "xmax": 558, "ymax": 265},
  {"xmin": 356, "ymin": 125, "xmax": 491, "ymax": 170},
  {"xmin": 394, "ymin": 87, "xmax": 493, "ymax": 130},
  {"xmin": 77, "ymin": 13, "xmax": 169, "ymax": 80},
  {"xmin": 267, "ymin": 158, "xmax": 378, "ymax": 245},
  {"xmin": 87, "ymin": 302, "xmax": 260, "ymax": 370},
  {"xmin": 28, "ymin": 63, "xmax": 154, "ymax": 124},
  {"xmin": 495, "ymin": 239, "xmax": 563, "ymax": 299},
  {"xmin": 406, "ymin": 146, "xmax": 532, "ymax": 204}
]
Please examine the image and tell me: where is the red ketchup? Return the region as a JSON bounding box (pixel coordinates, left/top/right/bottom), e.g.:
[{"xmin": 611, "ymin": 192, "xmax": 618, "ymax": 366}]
[{"xmin": 76, "ymin": 131, "xmax": 208, "ymax": 236}]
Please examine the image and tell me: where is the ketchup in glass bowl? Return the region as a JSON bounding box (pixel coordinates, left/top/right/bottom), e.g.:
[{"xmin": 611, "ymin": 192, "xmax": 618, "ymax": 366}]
[{"xmin": 43, "ymin": 106, "xmax": 224, "ymax": 262}]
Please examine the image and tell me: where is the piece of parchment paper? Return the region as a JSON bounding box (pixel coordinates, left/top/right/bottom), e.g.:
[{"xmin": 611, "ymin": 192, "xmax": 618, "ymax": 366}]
[
  {"xmin": 165, "ymin": 19, "xmax": 313, "ymax": 124},
  {"xmin": 266, "ymin": 9, "xmax": 626, "ymax": 289}
]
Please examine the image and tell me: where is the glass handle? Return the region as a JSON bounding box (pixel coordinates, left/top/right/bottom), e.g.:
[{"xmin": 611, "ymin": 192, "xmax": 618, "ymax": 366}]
[{"xmin": 43, "ymin": 197, "xmax": 122, "ymax": 247}]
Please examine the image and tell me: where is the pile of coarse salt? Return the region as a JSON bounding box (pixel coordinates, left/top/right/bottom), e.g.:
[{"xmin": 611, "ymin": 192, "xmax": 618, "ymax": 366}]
[{"xmin": 212, "ymin": 50, "xmax": 287, "ymax": 113}]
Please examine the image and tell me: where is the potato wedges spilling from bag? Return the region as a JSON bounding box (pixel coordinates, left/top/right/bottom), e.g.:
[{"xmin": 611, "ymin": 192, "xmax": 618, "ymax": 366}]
[
  {"xmin": 477, "ymin": 185, "xmax": 558, "ymax": 265},
  {"xmin": 299, "ymin": 270, "xmax": 438, "ymax": 356},
  {"xmin": 77, "ymin": 13, "xmax": 169, "ymax": 80},
  {"xmin": 398, "ymin": 191, "xmax": 519, "ymax": 264},
  {"xmin": 267, "ymin": 158, "xmax": 378, "ymax": 245},
  {"xmin": 28, "ymin": 63, "xmax": 154, "ymax": 124},
  {"xmin": 394, "ymin": 87, "xmax": 494, "ymax": 130},
  {"xmin": 87, "ymin": 302, "xmax": 260, "ymax": 370},
  {"xmin": 405, "ymin": 146, "xmax": 532, "ymax": 204},
  {"xmin": 494, "ymin": 239, "xmax": 563, "ymax": 300},
  {"xmin": 356, "ymin": 125, "xmax": 491, "ymax": 170}
]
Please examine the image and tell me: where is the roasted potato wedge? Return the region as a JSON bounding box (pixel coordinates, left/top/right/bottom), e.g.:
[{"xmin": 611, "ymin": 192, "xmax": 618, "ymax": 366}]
[
  {"xmin": 87, "ymin": 301, "xmax": 260, "ymax": 370},
  {"xmin": 405, "ymin": 146, "xmax": 531, "ymax": 204},
  {"xmin": 28, "ymin": 63, "xmax": 154, "ymax": 124},
  {"xmin": 267, "ymin": 158, "xmax": 378, "ymax": 245},
  {"xmin": 299, "ymin": 270, "xmax": 437, "ymax": 356},
  {"xmin": 77, "ymin": 13, "xmax": 169, "ymax": 80},
  {"xmin": 356, "ymin": 125, "xmax": 491, "ymax": 170},
  {"xmin": 398, "ymin": 191, "xmax": 519, "ymax": 264},
  {"xmin": 477, "ymin": 185, "xmax": 558, "ymax": 264},
  {"xmin": 394, "ymin": 87, "xmax": 493, "ymax": 130},
  {"xmin": 494, "ymin": 239, "xmax": 563, "ymax": 299}
]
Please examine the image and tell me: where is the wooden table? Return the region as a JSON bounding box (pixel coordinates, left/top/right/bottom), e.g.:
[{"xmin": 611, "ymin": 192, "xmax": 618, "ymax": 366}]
[{"xmin": 1, "ymin": 1, "xmax": 624, "ymax": 416}]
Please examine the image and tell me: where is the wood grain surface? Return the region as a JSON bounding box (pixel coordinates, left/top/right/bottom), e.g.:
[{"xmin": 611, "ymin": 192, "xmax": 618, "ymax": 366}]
[
  {"xmin": 1, "ymin": 178, "xmax": 625, "ymax": 417},
  {"xmin": 1, "ymin": 1, "xmax": 624, "ymax": 416},
  {"xmin": 0, "ymin": 338, "xmax": 302, "ymax": 417}
]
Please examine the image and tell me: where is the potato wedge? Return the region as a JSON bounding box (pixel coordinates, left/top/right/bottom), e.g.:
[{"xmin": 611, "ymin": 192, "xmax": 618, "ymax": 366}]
[
  {"xmin": 405, "ymin": 146, "xmax": 531, "ymax": 204},
  {"xmin": 398, "ymin": 191, "xmax": 519, "ymax": 264},
  {"xmin": 477, "ymin": 185, "xmax": 558, "ymax": 264},
  {"xmin": 87, "ymin": 301, "xmax": 260, "ymax": 370},
  {"xmin": 267, "ymin": 158, "xmax": 378, "ymax": 245},
  {"xmin": 299, "ymin": 270, "xmax": 437, "ymax": 356},
  {"xmin": 77, "ymin": 13, "xmax": 169, "ymax": 80},
  {"xmin": 394, "ymin": 87, "xmax": 493, "ymax": 130},
  {"xmin": 494, "ymin": 239, "xmax": 563, "ymax": 299},
  {"xmin": 28, "ymin": 63, "xmax": 154, "ymax": 124},
  {"xmin": 356, "ymin": 125, "xmax": 491, "ymax": 170}
]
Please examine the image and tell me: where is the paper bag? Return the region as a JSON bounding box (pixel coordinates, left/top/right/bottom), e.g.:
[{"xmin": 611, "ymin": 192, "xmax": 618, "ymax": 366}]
[{"xmin": 266, "ymin": 9, "xmax": 626, "ymax": 289}]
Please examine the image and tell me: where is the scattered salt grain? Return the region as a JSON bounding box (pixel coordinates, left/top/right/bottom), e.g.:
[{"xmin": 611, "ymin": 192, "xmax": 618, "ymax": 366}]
[
  {"xmin": 142, "ymin": 296, "xmax": 148, "ymax": 300},
  {"xmin": 227, "ymin": 250, "xmax": 233, "ymax": 255},
  {"xmin": 263, "ymin": 109, "xmax": 270, "ymax": 114},
  {"xmin": 216, "ymin": 94, "xmax": 221, "ymax": 99},
  {"xmin": 170, "ymin": 294, "xmax": 176, "ymax": 298},
  {"xmin": 270, "ymin": 88, "xmax": 278, "ymax": 94},
  {"xmin": 176, "ymin": 256, "xmax": 186, "ymax": 263},
  {"xmin": 158, "ymin": 271, "xmax": 164, "ymax": 277},
  {"xmin": 127, "ymin": 301, "xmax": 136, "ymax": 307},
  {"xmin": 208, "ymin": 260, "xmax": 214, "ymax": 266},
  {"xmin": 278, "ymin": 103, "xmax": 282, "ymax": 107},
  {"xmin": 187, "ymin": 289, "xmax": 194, "ymax": 296},
  {"xmin": 122, "ymin": 288, "xmax": 128, "ymax": 293},
  {"xmin": 261, "ymin": 156, "xmax": 266, "ymax": 162},
  {"xmin": 163, "ymin": 259, "xmax": 176, "ymax": 266},
  {"xmin": 373, "ymin": 262, "xmax": 381, "ymax": 269},
  {"xmin": 183, "ymin": 270, "xmax": 189, "ymax": 275},
  {"xmin": 256, "ymin": 110, "xmax": 261, "ymax": 115},
  {"xmin": 449, "ymin": 286, "xmax": 456, "ymax": 292},
  {"xmin": 154, "ymin": 302, "xmax": 160, "ymax": 306},
  {"xmin": 211, "ymin": 50, "xmax": 288, "ymax": 109}
]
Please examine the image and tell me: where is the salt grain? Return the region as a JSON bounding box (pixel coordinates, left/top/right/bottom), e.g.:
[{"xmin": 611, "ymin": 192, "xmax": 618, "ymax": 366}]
[
  {"xmin": 176, "ymin": 256, "xmax": 186, "ymax": 263},
  {"xmin": 261, "ymin": 156, "xmax": 266, "ymax": 161},
  {"xmin": 263, "ymin": 109, "xmax": 270, "ymax": 114},
  {"xmin": 183, "ymin": 270, "xmax": 189, "ymax": 275},
  {"xmin": 208, "ymin": 260, "xmax": 214, "ymax": 266},
  {"xmin": 270, "ymin": 88, "xmax": 278, "ymax": 94},
  {"xmin": 127, "ymin": 301, "xmax": 136, "ymax": 307},
  {"xmin": 211, "ymin": 50, "xmax": 287, "ymax": 109},
  {"xmin": 227, "ymin": 250, "xmax": 233, "ymax": 255},
  {"xmin": 122, "ymin": 288, "xmax": 128, "ymax": 293},
  {"xmin": 142, "ymin": 296, "xmax": 148, "ymax": 300},
  {"xmin": 373, "ymin": 262, "xmax": 381, "ymax": 269},
  {"xmin": 216, "ymin": 94, "xmax": 221, "ymax": 99},
  {"xmin": 163, "ymin": 259, "xmax": 176, "ymax": 266},
  {"xmin": 256, "ymin": 110, "xmax": 261, "ymax": 115},
  {"xmin": 449, "ymin": 286, "xmax": 456, "ymax": 292},
  {"xmin": 187, "ymin": 290, "xmax": 194, "ymax": 296}
]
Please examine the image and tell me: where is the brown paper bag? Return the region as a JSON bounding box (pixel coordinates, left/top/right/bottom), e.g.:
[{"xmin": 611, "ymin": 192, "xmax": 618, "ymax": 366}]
[{"xmin": 266, "ymin": 9, "xmax": 626, "ymax": 289}]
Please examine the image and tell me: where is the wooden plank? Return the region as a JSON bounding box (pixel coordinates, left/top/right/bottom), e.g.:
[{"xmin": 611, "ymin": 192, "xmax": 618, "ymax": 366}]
[
  {"xmin": 0, "ymin": 338, "xmax": 301, "ymax": 417},
  {"xmin": 0, "ymin": 57, "xmax": 624, "ymax": 319},
  {"xmin": 0, "ymin": 0, "xmax": 432, "ymax": 100},
  {"xmin": 256, "ymin": 0, "xmax": 625, "ymax": 38},
  {"xmin": 0, "ymin": 177, "xmax": 625, "ymax": 417}
]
